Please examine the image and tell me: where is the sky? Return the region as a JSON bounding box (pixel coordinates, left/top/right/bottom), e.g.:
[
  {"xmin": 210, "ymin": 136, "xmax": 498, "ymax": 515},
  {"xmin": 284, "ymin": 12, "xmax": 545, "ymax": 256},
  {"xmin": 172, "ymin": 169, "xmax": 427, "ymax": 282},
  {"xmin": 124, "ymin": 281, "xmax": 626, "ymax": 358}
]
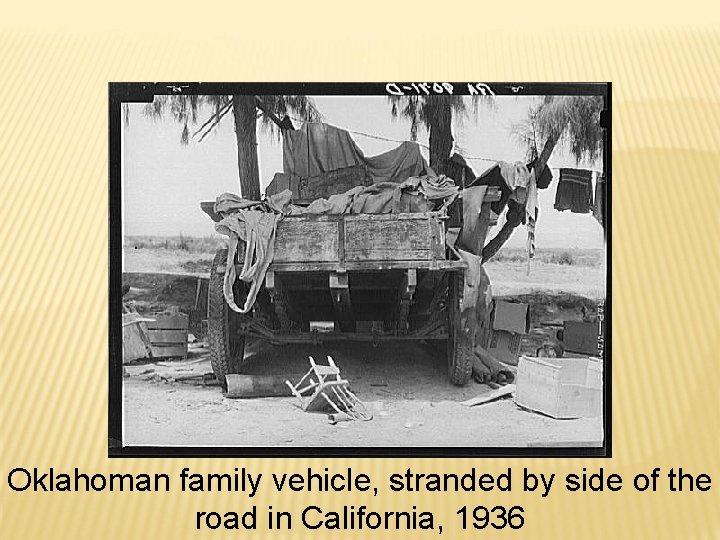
[{"xmin": 122, "ymin": 96, "xmax": 604, "ymax": 249}]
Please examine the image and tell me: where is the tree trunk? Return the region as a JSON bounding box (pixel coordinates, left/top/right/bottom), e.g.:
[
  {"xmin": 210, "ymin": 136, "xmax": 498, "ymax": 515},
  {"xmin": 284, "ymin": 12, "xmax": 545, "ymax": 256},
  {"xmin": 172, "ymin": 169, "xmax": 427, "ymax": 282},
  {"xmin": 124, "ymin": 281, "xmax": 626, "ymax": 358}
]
[
  {"xmin": 481, "ymin": 125, "xmax": 565, "ymax": 262},
  {"xmin": 534, "ymin": 126, "xmax": 562, "ymax": 178},
  {"xmin": 481, "ymin": 219, "xmax": 518, "ymax": 263},
  {"xmin": 232, "ymin": 95, "xmax": 261, "ymax": 200},
  {"xmin": 428, "ymin": 97, "xmax": 453, "ymax": 173}
]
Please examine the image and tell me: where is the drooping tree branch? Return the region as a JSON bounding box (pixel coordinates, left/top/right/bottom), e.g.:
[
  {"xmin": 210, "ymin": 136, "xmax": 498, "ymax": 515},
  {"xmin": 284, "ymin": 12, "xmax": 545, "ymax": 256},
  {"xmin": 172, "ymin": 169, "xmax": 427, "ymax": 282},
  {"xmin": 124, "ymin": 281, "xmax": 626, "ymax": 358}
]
[
  {"xmin": 195, "ymin": 100, "xmax": 234, "ymax": 142},
  {"xmin": 254, "ymin": 96, "xmax": 295, "ymax": 131},
  {"xmin": 193, "ymin": 99, "xmax": 233, "ymax": 139}
]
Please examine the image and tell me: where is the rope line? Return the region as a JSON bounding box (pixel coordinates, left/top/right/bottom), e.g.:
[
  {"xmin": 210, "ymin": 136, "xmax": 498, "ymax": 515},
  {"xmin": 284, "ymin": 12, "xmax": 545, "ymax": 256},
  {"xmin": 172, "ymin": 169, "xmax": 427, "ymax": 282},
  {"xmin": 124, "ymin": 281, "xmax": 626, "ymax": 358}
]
[{"xmin": 286, "ymin": 115, "xmax": 497, "ymax": 163}]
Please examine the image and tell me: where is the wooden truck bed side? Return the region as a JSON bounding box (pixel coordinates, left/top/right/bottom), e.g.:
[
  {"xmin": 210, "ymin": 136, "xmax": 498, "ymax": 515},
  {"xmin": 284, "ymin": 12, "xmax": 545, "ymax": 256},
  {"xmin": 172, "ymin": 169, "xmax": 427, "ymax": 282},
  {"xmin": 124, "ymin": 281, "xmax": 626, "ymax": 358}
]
[{"xmin": 271, "ymin": 212, "xmax": 456, "ymax": 272}]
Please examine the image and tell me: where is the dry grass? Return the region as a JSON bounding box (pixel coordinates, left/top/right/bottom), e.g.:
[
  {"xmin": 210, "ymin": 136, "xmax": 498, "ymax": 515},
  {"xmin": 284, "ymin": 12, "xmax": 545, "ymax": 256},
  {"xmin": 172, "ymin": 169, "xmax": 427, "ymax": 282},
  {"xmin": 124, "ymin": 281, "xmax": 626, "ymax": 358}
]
[
  {"xmin": 126, "ymin": 235, "xmax": 222, "ymax": 254},
  {"xmin": 122, "ymin": 236, "xmax": 606, "ymax": 299},
  {"xmin": 485, "ymin": 248, "xmax": 605, "ymax": 300},
  {"xmin": 491, "ymin": 247, "xmax": 603, "ymax": 267}
]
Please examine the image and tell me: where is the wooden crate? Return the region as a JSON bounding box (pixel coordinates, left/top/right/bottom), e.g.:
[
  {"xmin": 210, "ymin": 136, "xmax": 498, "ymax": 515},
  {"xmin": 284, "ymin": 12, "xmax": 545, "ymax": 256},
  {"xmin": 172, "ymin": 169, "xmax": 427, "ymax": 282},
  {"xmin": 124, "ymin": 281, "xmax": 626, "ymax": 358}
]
[
  {"xmin": 515, "ymin": 356, "xmax": 602, "ymax": 419},
  {"xmin": 146, "ymin": 313, "xmax": 189, "ymax": 358}
]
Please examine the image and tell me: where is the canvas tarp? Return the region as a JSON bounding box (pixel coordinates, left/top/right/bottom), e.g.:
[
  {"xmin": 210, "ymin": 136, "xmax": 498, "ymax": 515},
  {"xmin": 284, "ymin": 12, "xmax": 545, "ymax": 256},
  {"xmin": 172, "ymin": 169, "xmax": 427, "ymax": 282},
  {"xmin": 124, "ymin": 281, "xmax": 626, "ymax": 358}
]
[
  {"xmin": 215, "ymin": 210, "xmax": 282, "ymax": 313},
  {"xmin": 283, "ymin": 123, "xmax": 426, "ymax": 184},
  {"xmin": 363, "ymin": 142, "xmax": 427, "ymax": 184}
]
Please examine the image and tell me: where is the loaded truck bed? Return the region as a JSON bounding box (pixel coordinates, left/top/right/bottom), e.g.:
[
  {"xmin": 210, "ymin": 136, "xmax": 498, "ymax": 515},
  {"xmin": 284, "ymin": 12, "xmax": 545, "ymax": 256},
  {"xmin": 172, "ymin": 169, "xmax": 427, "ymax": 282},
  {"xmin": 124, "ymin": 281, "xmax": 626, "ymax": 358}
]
[{"xmin": 201, "ymin": 186, "xmax": 500, "ymax": 387}]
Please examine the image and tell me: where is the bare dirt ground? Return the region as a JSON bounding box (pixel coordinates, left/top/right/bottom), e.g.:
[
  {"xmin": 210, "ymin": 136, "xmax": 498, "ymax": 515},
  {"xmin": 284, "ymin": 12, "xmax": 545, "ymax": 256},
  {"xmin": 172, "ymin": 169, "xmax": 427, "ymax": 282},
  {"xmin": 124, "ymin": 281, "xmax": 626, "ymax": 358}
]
[
  {"xmin": 124, "ymin": 341, "xmax": 602, "ymax": 447},
  {"xmin": 121, "ymin": 242, "xmax": 605, "ymax": 448}
]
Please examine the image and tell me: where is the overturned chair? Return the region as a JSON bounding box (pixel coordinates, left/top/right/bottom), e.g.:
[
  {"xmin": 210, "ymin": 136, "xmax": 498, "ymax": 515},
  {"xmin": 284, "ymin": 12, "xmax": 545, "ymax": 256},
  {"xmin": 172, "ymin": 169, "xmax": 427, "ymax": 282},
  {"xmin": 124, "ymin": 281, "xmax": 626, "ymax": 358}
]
[{"xmin": 285, "ymin": 356, "xmax": 372, "ymax": 422}]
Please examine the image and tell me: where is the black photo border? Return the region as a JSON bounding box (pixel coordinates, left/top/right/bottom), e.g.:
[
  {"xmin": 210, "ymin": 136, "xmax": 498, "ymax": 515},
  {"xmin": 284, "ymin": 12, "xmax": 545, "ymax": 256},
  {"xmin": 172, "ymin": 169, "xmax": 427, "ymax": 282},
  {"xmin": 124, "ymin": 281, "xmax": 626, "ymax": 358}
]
[{"xmin": 109, "ymin": 82, "xmax": 611, "ymax": 458}]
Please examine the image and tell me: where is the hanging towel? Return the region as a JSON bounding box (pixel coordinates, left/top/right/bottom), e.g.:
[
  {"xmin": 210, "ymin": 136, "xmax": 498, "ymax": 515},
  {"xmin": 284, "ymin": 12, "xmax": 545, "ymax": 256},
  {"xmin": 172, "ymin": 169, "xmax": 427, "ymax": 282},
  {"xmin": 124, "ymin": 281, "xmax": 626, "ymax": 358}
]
[
  {"xmin": 499, "ymin": 161, "xmax": 531, "ymax": 191},
  {"xmin": 555, "ymin": 168, "xmax": 593, "ymax": 213}
]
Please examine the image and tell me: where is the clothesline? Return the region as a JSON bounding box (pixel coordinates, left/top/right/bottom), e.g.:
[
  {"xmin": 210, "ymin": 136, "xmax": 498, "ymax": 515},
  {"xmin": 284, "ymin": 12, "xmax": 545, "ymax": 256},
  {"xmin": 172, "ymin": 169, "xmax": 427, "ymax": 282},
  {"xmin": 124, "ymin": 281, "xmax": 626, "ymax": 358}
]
[
  {"xmin": 285, "ymin": 115, "xmax": 602, "ymax": 173},
  {"xmin": 286, "ymin": 115, "xmax": 498, "ymax": 163}
]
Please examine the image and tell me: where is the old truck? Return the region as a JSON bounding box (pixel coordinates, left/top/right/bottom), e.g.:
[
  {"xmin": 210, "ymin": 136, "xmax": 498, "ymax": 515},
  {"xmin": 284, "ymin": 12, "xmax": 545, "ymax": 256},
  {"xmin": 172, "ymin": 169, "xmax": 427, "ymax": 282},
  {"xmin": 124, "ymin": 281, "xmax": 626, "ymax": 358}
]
[{"xmin": 201, "ymin": 164, "xmax": 499, "ymax": 389}]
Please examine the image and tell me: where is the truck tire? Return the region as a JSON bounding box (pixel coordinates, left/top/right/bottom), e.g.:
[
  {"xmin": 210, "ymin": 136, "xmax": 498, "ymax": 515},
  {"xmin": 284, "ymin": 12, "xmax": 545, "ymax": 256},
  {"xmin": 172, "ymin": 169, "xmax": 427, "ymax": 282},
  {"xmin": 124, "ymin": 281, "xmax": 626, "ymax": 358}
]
[
  {"xmin": 447, "ymin": 272, "xmax": 473, "ymax": 386},
  {"xmin": 207, "ymin": 248, "xmax": 246, "ymax": 390}
]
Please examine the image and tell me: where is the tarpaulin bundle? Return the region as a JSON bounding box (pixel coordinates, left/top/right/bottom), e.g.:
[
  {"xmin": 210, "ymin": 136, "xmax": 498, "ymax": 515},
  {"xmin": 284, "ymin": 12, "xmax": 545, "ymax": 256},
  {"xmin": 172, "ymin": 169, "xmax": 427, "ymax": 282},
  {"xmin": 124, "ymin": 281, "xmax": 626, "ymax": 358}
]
[
  {"xmin": 215, "ymin": 191, "xmax": 291, "ymax": 216},
  {"xmin": 284, "ymin": 173, "xmax": 458, "ymax": 216},
  {"xmin": 283, "ymin": 123, "xmax": 427, "ymax": 184}
]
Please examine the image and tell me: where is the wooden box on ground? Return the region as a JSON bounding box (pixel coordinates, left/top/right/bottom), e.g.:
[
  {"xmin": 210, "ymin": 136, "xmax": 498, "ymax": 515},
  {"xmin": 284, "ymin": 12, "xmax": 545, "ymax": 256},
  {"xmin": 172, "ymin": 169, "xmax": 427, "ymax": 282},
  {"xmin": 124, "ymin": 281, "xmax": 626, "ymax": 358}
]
[
  {"xmin": 484, "ymin": 301, "xmax": 530, "ymax": 366},
  {"xmin": 515, "ymin": 356, "xmax": 602, "ymax": 419},
  {"xmin": 563, "ymin": 320, "xmax": 601, "ymax": 355},
  {"xmin": 146, "ymin": 313, "xmax": 189, "ymax": 358}
]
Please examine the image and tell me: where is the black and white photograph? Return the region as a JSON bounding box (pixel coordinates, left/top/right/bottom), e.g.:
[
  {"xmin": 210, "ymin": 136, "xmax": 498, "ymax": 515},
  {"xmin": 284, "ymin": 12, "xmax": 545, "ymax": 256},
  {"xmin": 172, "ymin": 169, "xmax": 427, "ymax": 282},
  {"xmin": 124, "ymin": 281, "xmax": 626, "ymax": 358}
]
[{"xmin": 110, "ymin": 83, "xmax": 610, "ymax": 455}]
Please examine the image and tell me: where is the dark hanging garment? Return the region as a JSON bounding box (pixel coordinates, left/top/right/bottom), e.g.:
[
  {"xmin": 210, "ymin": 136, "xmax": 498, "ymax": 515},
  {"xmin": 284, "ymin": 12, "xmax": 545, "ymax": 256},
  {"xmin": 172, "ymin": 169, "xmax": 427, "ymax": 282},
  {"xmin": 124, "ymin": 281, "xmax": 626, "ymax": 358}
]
[
  {"xmin": 470, "ymin": 164, "xmax": 514, "ymax": 215},
  {"xmin": 554, "ymin": 168, "xmax": 593, "ymax": 213},
  {"xmin": 442, "ymin": 153, "xmax": 476, "ymax": 188},
  {"xmin": 526, "ymin": 158, "xmax": 553, "ymax": 189},
  {"xmin": 593, "ymin": 174, "xmax": 605, "ymax": 226},
  {"xmin": 472, "ymin": 159, "xmax": 554, "ymax": 216}
]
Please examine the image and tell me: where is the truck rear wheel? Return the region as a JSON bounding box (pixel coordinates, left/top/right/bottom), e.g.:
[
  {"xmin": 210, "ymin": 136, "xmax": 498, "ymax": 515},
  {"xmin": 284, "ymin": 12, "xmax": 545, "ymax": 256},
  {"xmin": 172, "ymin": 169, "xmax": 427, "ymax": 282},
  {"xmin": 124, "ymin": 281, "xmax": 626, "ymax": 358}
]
[
  {"xmin": 208, "ymin": 248, "xmax": 246, "ymax": 390},
  {"xmin": 447, "ymin": 272, "xmax": 473, "ymax": 386}
]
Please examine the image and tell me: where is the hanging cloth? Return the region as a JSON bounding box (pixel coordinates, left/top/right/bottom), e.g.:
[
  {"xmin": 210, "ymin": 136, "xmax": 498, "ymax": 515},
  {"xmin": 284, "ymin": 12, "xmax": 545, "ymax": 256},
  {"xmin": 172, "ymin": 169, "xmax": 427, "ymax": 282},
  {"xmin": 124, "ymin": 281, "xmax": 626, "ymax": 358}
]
[
  {"xmin": 498, "ymin": 161, "xmax": 538, "ymax": 259},
  {"xmin": 593, "ymin": 174, "xmax": 605, "ymax": 226},
  {"xmin": 555, "ymin": 168, "xmax": 593, "ymax": 213},
  {"xmin": 215, "ymin": 210, "xmax": 282, "ymax": 314},
  {"xmin": 283, "ymin": 122, "xmax": 426, "ymax": 184}
]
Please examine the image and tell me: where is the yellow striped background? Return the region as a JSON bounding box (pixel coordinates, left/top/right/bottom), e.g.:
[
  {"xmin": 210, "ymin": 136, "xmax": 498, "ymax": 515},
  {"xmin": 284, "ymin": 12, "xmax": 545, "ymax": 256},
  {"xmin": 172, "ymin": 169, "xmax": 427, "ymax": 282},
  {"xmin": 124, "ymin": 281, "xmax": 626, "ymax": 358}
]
[{"xmin": 1, "ymin": 11, "xmax": 719, "ymax": 540}]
